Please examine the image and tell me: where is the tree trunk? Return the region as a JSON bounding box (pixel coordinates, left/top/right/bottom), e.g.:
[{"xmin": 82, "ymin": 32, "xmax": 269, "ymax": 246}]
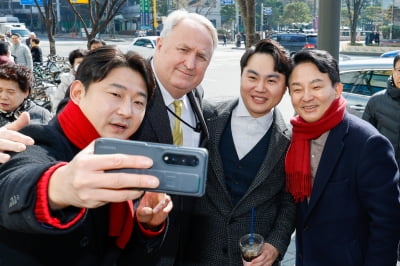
[{"xmin": 237, "ymin": 0, "xmax": 256, "ymax": 48}]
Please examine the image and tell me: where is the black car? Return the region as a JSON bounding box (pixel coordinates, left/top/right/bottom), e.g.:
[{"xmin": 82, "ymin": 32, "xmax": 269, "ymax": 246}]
[{"xmin": 270, "ymin": 33, "xmax": 317, "ymax": 56}]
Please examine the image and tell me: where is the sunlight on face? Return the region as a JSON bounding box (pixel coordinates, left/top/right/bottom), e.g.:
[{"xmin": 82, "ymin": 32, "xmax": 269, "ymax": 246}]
[
  {"xmin": 153, "ymin": 19, "xmax": 214, "ymax": 99},
  {"xmin": 289, "ymin": 62, "xmax": 342, "ymax": 123},
  {"xmin": 240, "ymin": 53, "xmax": 286, "ymax": 118},
  {"xmin": 76, "ymin": 67, "xmax": 148, "ymax": 139},
  {"xmin": 0, "ymin": 79, "xmax": 28, "ymax": 112}
]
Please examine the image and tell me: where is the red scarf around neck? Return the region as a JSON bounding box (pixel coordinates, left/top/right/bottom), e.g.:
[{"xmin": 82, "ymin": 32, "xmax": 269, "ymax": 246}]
[
  {"xmin": 58, "ymin": 100, "xmax": 134, "ymax": 249},
  {"xmin": 285, "ymin": 96, "xmax": 346, "ymax": 202}
]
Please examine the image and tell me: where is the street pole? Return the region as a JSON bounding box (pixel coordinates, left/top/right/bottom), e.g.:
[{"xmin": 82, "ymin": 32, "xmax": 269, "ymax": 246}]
[
  {"xmin": 391, "ymin": 0, "xmax": 395, "ymax": 40},
  {"xmin": 235, "ymin": 0, "xmax": 239, "ymax": 34},
  {"xmin": 261, "ymin": 3, "xmax": 263, "ymax": 35},
  {"xmin": 318, "ymin": 0, "xmax": 340, "ymax": 60}
]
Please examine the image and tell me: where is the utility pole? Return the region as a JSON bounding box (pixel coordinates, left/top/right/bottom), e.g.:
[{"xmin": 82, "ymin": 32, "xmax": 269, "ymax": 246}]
[
  {"xmin": 318, "ymin": 0, "xmax": 340, "ymax": 60},
  {"xmin": 235, "ymin": 0, "xmax": 239, "ymax": 34},
  {"xmin": 261, "ymin": 2, "xmax": 263, "ymax": 34}
]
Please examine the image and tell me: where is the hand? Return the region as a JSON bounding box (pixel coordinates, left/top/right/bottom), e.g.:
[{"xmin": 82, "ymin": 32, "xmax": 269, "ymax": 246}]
[
  {"xmin": 48, "ymin": 140, "xmax": 160, "ymax": 210},
  {"xmin": 136, "ymin": 192, "xmax": 173, "ymax": 228},
  {"xmin": 0, "ymin": 112, "xmax": 34, "ymax": 163},
  {"xmin": 249, "ymin": 243, "xmax": 279, "ymax": 266}
]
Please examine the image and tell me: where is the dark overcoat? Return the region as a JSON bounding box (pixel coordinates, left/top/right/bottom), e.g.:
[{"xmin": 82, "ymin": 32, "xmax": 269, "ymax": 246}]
[
  {"xmin": 295, "ymin": 113, "xmax": 400, "ymax": 266},
  {"xmin": 180, "ymin": 99, "xmax": 296, "ymax": 265}
]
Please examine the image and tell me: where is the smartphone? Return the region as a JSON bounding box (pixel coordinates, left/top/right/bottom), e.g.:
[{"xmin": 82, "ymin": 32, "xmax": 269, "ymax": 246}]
[{"xmin": 94, "ymin": 138, "xmax": 208, "ymax": 197}]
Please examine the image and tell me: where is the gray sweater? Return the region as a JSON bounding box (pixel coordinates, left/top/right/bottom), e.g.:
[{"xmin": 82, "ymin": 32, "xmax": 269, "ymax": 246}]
[{"xmin": 11, "ymin": 42, "xmax": 33, "ymax": 69}]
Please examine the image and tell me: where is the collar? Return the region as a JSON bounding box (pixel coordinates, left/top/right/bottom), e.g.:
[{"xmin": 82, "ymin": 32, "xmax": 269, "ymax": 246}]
[{"xmin": 233, "ymin": 97, "xmax": 274, "ymax": 131}]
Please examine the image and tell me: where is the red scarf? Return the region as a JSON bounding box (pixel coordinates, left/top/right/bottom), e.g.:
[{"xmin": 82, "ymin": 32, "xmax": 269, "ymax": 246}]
[
  {"xmin": 58, "ymin": 100, "xmax": 134, "ymax": 249},
  {"xmin": 285, "ymin": 96, "xmax": 346, "ymax": 202}
]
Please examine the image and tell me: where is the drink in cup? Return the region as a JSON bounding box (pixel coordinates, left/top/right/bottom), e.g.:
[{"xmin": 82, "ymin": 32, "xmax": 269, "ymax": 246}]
[{"xmin": 239, "ymin": 233, "xmax": 264, "ymax": 263}]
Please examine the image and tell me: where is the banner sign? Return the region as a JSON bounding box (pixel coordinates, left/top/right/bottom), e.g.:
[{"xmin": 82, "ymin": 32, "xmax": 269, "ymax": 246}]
[
  {"xmin": 20, "ymin": 0, "xmax": 44, "ymax": 6},
  {"xmin": 69, "ymin": 0, "xmax": 89, "ymax": 4},
  {"xmin": 221, "ymin": 0, "xmax": 234, "ymax": 5},
  {"xmin": 140, "ymin": 0, "xmax": 150, "ymax": 30}
]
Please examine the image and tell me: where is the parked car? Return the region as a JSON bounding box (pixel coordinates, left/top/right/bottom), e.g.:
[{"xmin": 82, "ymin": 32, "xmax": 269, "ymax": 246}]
[
  {"xmin": 270, "ymin": 33, "xmax": 317, "ymax": 56},
  {"xmin": 380, "ymin": 50, "xmax": 400, "ymax": 58},
  {"xmin": 339, "ymin": 58, "xmax": 393, "ymax": 117},
  {"xmin": 127, "ymin": 36, "xmax": 158, "ymax": 59}
]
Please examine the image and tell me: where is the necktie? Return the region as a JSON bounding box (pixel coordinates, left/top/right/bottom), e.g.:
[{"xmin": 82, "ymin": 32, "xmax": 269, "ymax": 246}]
[{"xmin": 172, "ymin": 100, "xmax": 183, "ymax": 146}]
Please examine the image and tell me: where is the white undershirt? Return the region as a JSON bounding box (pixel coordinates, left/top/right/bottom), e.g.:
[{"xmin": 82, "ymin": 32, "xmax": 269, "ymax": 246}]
[
  {"xmin": 231, "ymin": 98, "xmax": 274, "ymax": 159},
  {"xmin": 151, "ymin": 60, "xmax": 200, "ymax": 147}
]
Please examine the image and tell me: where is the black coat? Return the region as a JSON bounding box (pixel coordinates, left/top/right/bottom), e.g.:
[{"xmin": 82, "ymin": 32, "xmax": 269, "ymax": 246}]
[
  {"xmin": 0, "ymin": 119, "xmax": 162, "ymax": 266},
  {"xmin": 129, "ymin": 83, "xmax": 208, "ymax": 265}
]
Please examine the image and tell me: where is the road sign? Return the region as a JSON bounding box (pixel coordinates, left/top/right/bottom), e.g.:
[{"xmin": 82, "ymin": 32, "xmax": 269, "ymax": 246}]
[
  {"xmin": 264, "ymin": 7, "xmax": 272, "ymax": 16},
  {"xmin": 20, "ymin": 0, "xmax": 44, "ymax": 5},
  {"xmin": 221, "ymin": 0, "xmax": 234, "ymax": 5}
]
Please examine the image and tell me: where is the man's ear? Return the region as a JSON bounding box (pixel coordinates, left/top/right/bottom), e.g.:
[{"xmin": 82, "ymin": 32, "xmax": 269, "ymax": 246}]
[
  {"xmin": 155, "ymin": 36, "xmax": 163, "ymax": 52},
  {"xmin": 334, "ymin": 82, "xmax": 343, "ymax": 98},
  {"xmin": 69, "ymin": 80, "xmax": 85, "ymax": 105}
]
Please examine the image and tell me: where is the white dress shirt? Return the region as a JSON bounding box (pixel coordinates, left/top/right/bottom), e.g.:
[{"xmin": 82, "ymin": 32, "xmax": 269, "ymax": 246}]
[{"xmin": 231, "ymin": 98, "xmax": 274, "ymax": 160}]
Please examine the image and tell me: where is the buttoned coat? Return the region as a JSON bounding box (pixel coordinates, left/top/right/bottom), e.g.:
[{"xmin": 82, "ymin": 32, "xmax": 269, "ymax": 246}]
[
  {"xmin": 127, "ymin": 82, "xmax": 208, "ymax": 265},
  {"xmin": 180, "ymin": 98, "xmax": 296, "ymax": 265},
  {"xmin": 295, "ymin": 113, "xmax": 400, "ymax": 266}
]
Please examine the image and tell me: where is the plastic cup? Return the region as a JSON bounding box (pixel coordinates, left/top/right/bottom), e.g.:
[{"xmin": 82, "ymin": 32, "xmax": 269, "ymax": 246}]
[{"xmin": 239, "ymin": 233, "xmax": 264, "ymax": 264}]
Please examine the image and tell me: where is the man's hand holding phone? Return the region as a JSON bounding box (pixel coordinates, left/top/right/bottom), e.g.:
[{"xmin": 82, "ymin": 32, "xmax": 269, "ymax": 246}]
[{"xmin": 48, "ymin": 141, "xmax": 162, "ymax": 211}]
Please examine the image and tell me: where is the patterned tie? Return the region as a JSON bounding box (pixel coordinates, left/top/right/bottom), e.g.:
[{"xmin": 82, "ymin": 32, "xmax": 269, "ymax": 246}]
[{"xmin": 172, "ymin": 100, "xmax": 183, "ymax": 146}]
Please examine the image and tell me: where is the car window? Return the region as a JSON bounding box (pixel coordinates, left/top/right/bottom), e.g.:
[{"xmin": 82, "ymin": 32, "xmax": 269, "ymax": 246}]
[
  {"xmin": 11, "ymin": 29, "xmax": 29, "ymax": 37},
  {"xmin": 307, "ymin": 36, "xmax": 317, "ymax": 44},
  {"xmin": 134, "ymin": 39, "xmax": 153, "ymax": 48},
  {"xmin": 341, "ymin": 70, "xmax": 390, "ymax": 96}
]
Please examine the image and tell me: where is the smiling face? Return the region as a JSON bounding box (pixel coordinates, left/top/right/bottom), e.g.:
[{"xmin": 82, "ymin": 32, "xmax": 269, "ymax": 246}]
[
  {"xmin": 153, "ymin": 19, "xmax": 214, "ymax": 99},
  {"xmin": 0, "ymin": 79, "xmax": 28, "ymax": 112},
  {"xmin": 289, "ymin": 62, "xmax": 342, "ymax": 123},
  {"xmin": 392, "ymin": 60, "xmax": 400, "ymax": 89},
  {"xmin": 71, "ymin": 67, "xmax": 148, "ymax": 139},
  {"xmin": 240, "ymin": 53, "xmax": 287, "ymax": 118}
]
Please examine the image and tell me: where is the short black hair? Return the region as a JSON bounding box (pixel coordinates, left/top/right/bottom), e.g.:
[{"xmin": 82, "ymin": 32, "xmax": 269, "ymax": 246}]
[
  {"xmin": 289, "ymin": 49, "xmax": 340, "ymax": 86},
  {"xmin": 31, "ymin": 38, "xmax": 40, "ymax": 45},
  {"xmin": 76, "ymin": 45, "xmax": 155, "ymax": 99},
  {"xmin": 240, "ymin": 38, "xmax": 292, "ymax": 79},
  {"xmin": 393, "ymin": 54, "xmax": 400, "ymax": 68},
  {"xmin": 68, "ymin": 48, "xmax": 87, "ymax": 66},
  {"xmin": 89, "ymin": 38, "xmax": 106, "ymax": 47},
  {"xmin": 0, "ymin": 41, "xmax": 10, "ymax": 56},
  {"xmin": 11, "ymin": 33, "xmax": 21, "ymax": 38}
]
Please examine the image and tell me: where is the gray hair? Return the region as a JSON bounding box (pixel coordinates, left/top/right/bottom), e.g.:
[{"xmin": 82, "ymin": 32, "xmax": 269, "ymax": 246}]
[{"xmin": 160, "ymin": 9, "xmax": 218, "ymax": 51}]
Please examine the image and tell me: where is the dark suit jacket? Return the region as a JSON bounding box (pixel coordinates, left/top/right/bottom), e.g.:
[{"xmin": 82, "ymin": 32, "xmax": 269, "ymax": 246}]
[
  {"xmin": 295, "ymin": 113, "xmax": 400, "ymax": 266},
  {"xmin": 180, "ymin": 99, "xmax": 296, "ymax": 265},
  {"xmin": 126, "ymin": 83, "xmax": 208, "ymax": 265}
]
